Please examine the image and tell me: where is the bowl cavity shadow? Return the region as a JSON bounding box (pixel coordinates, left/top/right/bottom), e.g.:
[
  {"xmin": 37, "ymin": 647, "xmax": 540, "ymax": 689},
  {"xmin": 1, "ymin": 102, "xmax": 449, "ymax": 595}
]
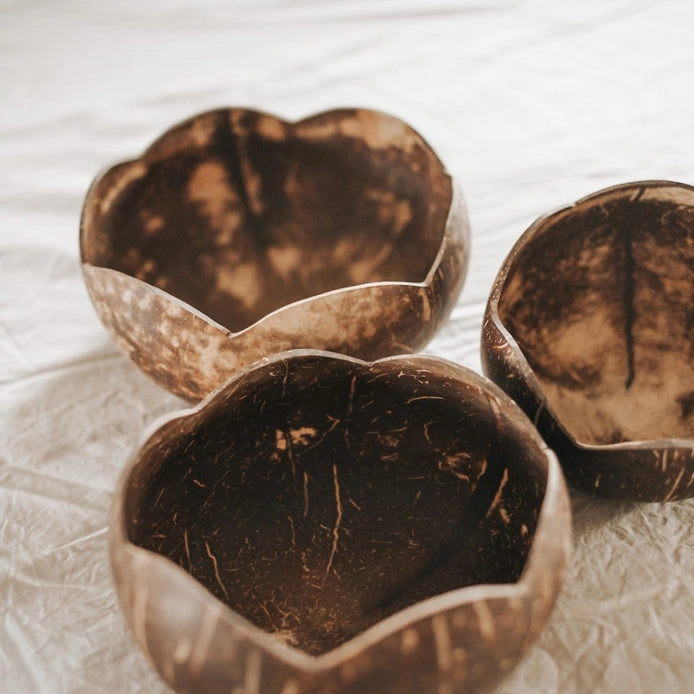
[
  {"xmin": 483, "ymin": 180, "xmax": 694, "ymax": 500},
  {"xmin": 111, "ymin": 351, "xmax": 570, "ymax": 694}
]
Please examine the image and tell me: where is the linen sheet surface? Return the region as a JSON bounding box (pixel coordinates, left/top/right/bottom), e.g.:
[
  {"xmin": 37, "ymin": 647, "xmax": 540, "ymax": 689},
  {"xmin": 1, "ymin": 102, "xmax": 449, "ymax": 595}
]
[{"xmin": 1, "ymin": 1, "xmax": 693, "ymax": 692}]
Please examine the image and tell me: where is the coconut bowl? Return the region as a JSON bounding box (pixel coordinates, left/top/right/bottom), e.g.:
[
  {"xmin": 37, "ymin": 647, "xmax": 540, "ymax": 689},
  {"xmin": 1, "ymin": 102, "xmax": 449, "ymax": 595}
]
[
  {"xmin": 80, "ymin": 108, "xmax": 469, "ymax": 400},
  {"xmin": 110, "ymin": 350, "xmax": 570, "ymax": 694},
  {"xmin": 482, "ymin": 180, "xmax": 694, "ymax": 501}
]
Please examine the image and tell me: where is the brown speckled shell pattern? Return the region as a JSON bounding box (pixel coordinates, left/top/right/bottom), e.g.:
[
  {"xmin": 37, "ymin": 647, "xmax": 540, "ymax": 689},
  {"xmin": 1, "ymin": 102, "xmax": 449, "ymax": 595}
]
[
  {"xmin": 482, "ymin": 181, "xmax": 694, "ymax": 501},
  {"xmin": 110, "ymin": 352, "xmax": 571, "ymax": 694},
  {"xmin": 80, "ymin": 108, "xmax": 470, "ymax": 400}
]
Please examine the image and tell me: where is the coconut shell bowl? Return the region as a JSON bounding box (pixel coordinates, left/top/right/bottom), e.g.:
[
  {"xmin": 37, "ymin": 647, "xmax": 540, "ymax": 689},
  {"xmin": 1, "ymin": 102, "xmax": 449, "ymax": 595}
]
[
  {"xmin": 80, "ymin": 108, "xmax": 469, "ymax": 400},
  {"xmin": 483, "ymin": 180, "xmax": 694, "ymax": 501},
  {"xmin": 110, "ymin": 351, "xmax": 570, "ymax": 694}
]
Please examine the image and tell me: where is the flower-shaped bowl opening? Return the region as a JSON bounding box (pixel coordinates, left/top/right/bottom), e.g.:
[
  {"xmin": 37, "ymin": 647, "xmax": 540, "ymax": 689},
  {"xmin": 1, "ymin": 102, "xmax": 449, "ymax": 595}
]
[
  {"xmin": 82, "ymin": 108, "xmax": 453, "ymax": 333},
  {"xmin": 121, "ymin": 352, "xmax": 552, "ymax": 658},
  {"xmin": 496, "ymin": 181, "xmax": 694, "ymax": 448}
]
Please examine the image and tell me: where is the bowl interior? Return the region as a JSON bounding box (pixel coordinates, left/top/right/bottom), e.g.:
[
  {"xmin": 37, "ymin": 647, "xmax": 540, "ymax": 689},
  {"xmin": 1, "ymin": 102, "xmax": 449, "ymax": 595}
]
[
  {"xmin": 84, "ymin": 109, "xmax": 451, "ymax": 332},
  {"xmin": 125, "ymin": 357, "xmax": 547, "ymax": 656},
  {"xmin": 498, "ymin": 184, "xmax": 694, "ymax": 445}
]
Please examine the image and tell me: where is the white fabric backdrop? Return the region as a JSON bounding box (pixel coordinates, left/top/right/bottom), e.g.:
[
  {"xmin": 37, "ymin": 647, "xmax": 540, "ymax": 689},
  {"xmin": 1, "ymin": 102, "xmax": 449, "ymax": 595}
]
[{"xmin": 1, "ymin": 1, "xmax": 693, "ymax": 692}]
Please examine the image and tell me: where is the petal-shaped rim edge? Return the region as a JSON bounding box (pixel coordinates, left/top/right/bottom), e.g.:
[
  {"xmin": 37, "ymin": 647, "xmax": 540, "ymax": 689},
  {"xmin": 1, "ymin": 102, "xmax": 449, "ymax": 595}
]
[
  {"xmin": 109, "ymin": 349, "xmax": 571, "ymax": 676},
  {"xmin": 483, "ymin": 180, "xmax": 694, "ymax": 500},
  {"xmin": 80, "ymin": 106, "xmax": 470, "ymax": 337},
  {"xmin": 80, "ymin": 108, "xmax": 471, "ymax": 400}
]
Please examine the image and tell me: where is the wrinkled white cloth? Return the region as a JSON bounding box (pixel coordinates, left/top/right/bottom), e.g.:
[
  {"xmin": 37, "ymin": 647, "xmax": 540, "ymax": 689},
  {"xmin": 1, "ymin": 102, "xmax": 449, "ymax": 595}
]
[{"xmin": 1, "ymin": 1, "xmax": 693, "ymax": 692}]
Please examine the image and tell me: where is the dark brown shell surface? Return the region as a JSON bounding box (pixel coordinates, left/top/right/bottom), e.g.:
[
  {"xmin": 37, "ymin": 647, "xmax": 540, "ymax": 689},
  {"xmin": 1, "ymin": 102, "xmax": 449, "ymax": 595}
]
[
  {"xmin": 81, "ymin": 108, "xmax": 470, "ymax": 400},
  {"xmin": 482, "ymin": 180, "xmax": 694, "ymax": 501},
  {"xmin": 110, "ymin": 351, "xmax": 570, "ymax": 694}
]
